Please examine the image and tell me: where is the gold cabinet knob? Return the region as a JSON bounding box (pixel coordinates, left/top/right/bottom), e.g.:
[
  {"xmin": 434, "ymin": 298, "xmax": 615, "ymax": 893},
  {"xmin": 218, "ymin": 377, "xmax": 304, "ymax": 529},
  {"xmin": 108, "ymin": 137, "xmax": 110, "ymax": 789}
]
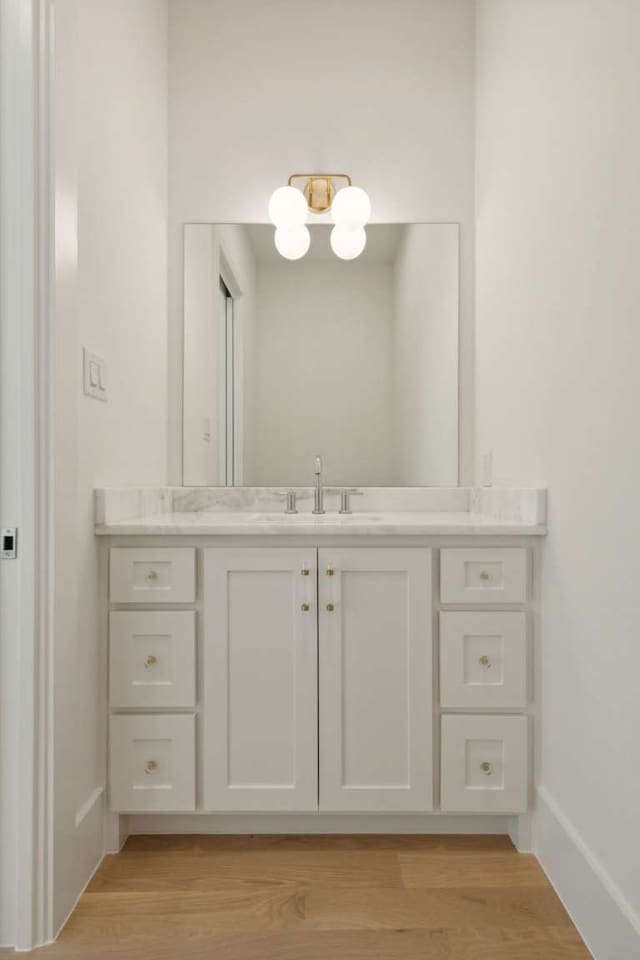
[
  {"xmin": 146, "ymin": 570, "xmax": 158, "ymax": 582},
  {"xmin": 144, "ymin": 655, "xmax": 157, "ymax": 668},
  {"xmin": 326, "ymin": 603, "xmax": 335, "ymax": 612},
  {"xmin": 301, "ymin": 602, "xmax": 310, "ymax": 612},
  {"xmin": 479, "ymin": 570, "xmax": 491, "ymax": 582},
  {"xmin": 145, "ymin": 760, "xmax": 158, "ymax": 775},
  {"xmin": 326, "ymin": 567, "xmax": 334, "ymax": 577},
  {"xmin": 479, "ymin": 655, "xmax": 491, "ymax": 667},
  {"xmin": 480, "ymin": 761, "xmax": 492, "ymax": 775},
  {"xmin": 301, "ymin": 568, "xmax": 310, "ymax": 576}
]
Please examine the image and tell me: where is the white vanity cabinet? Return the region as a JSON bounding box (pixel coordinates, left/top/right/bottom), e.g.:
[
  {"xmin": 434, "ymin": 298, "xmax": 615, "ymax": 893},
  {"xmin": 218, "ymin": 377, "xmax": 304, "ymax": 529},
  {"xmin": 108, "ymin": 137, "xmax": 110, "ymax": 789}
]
[{"xmin": 105, "ymin": 535, "xmax": 537, "ymax": 825}]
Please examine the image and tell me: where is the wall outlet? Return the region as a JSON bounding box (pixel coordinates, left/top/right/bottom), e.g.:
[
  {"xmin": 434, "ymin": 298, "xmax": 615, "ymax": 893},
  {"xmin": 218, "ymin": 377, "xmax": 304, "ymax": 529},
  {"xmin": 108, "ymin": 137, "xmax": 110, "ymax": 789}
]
[
  {"xmin": 83, "ymin": 348, "xmax": 107, "ymax": 402},
  {"xmin": 1, "ymin": 527, "xmax": 17, "ymax": 559},
  {"xmin": 481, "ymin": 451, "xmax": 493, "ymax": 487}
]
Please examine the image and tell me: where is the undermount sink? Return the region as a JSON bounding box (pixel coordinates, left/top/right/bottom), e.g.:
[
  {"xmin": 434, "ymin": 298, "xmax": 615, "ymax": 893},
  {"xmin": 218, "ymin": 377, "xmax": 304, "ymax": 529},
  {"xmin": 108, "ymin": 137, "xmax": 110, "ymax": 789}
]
[{"xmin": 252, "ymin": 512, "xmax": 382, "ymax": 523}]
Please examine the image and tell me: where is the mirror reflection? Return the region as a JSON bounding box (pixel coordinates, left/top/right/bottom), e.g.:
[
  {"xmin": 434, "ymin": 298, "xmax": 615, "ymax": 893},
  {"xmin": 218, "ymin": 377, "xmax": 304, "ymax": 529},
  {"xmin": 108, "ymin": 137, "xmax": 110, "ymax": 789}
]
[{"xmin": 183, "ymin": 223, "xmax": 459, "ymax": 486}]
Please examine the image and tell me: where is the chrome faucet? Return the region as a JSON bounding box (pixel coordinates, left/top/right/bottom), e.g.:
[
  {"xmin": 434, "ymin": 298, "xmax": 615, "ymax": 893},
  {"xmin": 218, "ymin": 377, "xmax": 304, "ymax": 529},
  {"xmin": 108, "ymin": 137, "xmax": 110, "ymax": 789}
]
[{"xmin": 312, "ymin": 455, "xmax": 325, "ymax": 515}]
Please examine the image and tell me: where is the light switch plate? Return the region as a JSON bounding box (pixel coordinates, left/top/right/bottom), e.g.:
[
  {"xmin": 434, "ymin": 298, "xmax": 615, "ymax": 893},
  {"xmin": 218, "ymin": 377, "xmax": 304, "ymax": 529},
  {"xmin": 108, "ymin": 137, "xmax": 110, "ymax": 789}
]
[{"xmin": 83, "ymin": 348, "xmax": 107, "ymax": 402}]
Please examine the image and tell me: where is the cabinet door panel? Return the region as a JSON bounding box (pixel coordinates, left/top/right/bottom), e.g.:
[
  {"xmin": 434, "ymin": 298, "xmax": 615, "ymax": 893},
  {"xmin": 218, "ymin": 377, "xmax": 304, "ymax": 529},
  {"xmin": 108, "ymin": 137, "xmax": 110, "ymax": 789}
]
[
  {"xmin": 319, "ymin": 548, "xmax": 432, "ymax": 811},
  {"xmin": 203, "ymin": 548, "xmax": 317, "ymax": 811}
]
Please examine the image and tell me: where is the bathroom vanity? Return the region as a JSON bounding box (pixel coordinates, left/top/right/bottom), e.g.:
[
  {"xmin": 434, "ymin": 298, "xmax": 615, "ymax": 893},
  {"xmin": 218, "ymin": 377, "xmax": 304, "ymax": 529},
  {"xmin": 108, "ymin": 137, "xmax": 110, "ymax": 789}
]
[{"xmin": 96, "ymin": 486, "xmax": 545, "ymax": 844}]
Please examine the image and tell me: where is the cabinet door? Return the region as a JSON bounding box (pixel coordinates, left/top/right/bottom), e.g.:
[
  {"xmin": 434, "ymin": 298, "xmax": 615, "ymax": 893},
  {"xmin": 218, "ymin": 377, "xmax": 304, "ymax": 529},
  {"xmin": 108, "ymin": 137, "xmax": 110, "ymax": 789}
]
[
  {"xmin": 318, "ymin": 547, "xmax": 433, "ymax": 812},
  {"xmin": 203, "ymin": 548, "xmax": 318, "ymax": 811}
]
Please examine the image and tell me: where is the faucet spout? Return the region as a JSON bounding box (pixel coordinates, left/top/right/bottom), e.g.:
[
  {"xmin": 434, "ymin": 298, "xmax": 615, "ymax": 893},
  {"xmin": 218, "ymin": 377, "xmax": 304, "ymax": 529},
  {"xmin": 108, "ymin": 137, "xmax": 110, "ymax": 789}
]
[{"xmin": 312, "ymin": 455, "xmax": 325, "ymax": 515}]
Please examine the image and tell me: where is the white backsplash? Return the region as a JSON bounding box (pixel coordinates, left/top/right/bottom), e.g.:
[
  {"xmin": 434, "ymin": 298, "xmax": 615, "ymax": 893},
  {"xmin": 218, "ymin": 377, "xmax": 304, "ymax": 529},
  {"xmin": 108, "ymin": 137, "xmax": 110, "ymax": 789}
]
[{"xmin": 470, "ymin": 487, "xmax": 547, "ymax": 525}]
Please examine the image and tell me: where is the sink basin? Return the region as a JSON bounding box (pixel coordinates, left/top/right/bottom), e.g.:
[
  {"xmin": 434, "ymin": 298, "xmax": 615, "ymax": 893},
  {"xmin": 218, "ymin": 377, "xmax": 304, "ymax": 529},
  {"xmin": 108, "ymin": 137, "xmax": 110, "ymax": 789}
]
[{"xmin": 252, "ymin": 512, "xmax": 382, "ymax": 523}]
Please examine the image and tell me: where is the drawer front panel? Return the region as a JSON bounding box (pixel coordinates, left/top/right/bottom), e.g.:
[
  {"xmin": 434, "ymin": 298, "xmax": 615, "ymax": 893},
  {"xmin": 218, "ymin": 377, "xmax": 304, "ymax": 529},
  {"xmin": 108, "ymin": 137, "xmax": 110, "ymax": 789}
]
[
  {"xmin": 441, "ymin": 714, "xmax": 528, "ymax": 813},
  {"xmin": 440, "ymin": 548, "xmax": 527, "ymax": 604},
  {"xmin": 110, "ymin": 611, "xmax": 196, "ymax": 709},
  {"xmin": 110, "ymin": 548, "xmax": 196, "ymax": 603},
  {"xmin": 440, "ymin": 611, "xmax": 527, "ymax": 708},
  {"xmin": 109, "ymin": 714, "xmax": 196, "ymax": 812}
]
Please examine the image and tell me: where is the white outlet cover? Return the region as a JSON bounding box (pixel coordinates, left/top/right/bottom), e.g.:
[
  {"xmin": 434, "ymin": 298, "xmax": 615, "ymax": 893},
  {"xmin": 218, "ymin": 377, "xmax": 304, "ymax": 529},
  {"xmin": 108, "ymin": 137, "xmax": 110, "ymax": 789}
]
[
  {"xmin": 83, "ymin": 348, "xmax": 107, "ymax": 402},
  {"xmin": 481, "ymin": 451, "xmax": 493, "ymax": 488}
]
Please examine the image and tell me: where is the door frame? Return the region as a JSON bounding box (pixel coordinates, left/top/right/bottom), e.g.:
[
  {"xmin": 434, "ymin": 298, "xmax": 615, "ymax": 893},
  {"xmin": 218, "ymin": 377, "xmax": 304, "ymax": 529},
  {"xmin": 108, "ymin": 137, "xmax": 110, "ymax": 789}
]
[{"xmin": 0, "ymin": 0, "xmax": 54, "ymax": 948}]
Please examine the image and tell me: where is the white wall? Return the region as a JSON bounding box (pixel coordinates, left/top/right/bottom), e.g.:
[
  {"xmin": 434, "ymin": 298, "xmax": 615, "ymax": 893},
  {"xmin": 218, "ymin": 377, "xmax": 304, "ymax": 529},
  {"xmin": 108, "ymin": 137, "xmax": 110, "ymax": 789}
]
[
  {"xmin": 54, "ymin": 0, "xmax": 168, "ymax": 932},
  {"xmin": 394, "ymin": 224, "xmax": 459, "ymax": 484},
  {"xmin": 168, "ymin": 0, "xmax": 476, "ymax": 484},
  {"xmin": 248, "ymin": 260, "xmax": 396, "ymax": 485},
  {"xmin": 475, "ymin": 2, "xmax": 640, "ymax": 955}
]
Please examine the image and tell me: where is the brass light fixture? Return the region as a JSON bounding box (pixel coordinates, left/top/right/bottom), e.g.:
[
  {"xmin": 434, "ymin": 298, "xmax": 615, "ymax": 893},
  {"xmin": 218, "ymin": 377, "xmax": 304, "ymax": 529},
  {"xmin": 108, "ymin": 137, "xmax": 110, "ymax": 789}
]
[
  {"xmin": 289, "ymin": 173, "xmax": 351, "ymax": 214},
  {"xmin": 268, "ymin": 173, "xmax": 371, "ymax": 261}
]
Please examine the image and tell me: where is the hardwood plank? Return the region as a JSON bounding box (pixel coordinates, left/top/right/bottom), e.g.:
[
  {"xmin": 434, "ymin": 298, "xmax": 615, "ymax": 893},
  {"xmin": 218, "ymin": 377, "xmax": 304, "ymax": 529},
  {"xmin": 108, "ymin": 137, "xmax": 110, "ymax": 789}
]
[
  {"xmin": 14, "ymin": 927, "xmax": 591, "ymax": 960},
  {"xmin": 304, "ymin": 884, "xmax": 577, "ymax": 931},
  {"xmin": 63, "ymin": 886, "xmax": 305, "ymax": 934},
  {"xmin": 87, "ymin": 849, "xmax": 403, "ymax": 893},
  {"xmin": 399, "ymin": 850, "xmax": 549, "ymax": 888}
]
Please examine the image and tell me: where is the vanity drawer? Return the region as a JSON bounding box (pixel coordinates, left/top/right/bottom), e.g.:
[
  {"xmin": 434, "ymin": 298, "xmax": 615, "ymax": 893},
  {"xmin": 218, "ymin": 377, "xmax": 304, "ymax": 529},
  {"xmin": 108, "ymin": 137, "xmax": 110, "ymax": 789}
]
[
  {"xmin": 109, "ymin": 714, "xmax": 196, "ymax": 812},
  {"xmin": 110, "ymin": 548, "xmax": 196, "ymax": 604},
  {"xmin": 440, "ymin": 548, "xmax": 527, "ymax": 605},
  {"xmin": 440, "ymin": 611, "xmax": 527, "ymax": 708},
  {"xmin": 110, "ymin": 611, "xmax": 196, "ymax": 709},
  {"xmin": 440, "ymin": 714, "xmax": 528, "ymax": 813}
]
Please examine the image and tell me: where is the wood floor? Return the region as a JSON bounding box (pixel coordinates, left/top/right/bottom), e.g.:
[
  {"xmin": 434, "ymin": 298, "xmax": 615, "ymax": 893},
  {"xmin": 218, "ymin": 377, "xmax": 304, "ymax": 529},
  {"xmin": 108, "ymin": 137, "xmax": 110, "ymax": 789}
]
[{"xmin": 5, "ymin": 835, "xmax": 591, "ymax": 958}]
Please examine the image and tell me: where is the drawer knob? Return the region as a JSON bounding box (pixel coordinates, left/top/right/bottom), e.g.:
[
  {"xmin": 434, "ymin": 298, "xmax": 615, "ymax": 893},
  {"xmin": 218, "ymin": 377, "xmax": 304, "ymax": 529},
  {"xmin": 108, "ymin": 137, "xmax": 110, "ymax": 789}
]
[
  {"xmin": 145, "ymin": 760, "xmax": 158, "ymax": 775},
  {"xmin": 480, "ymin": 761, "xmax": 493, "ymax": 775},
  {"xmin": 479, "ymin": 570, "xmax": 491, "ymax": 582},
  {"xmin": 326, "ymin": 603, "xmax": 335, "ymax": 612},
  {"xmin": 301, "ymin": 602, "xmax": 310, "ymax": 612},
  {"xmin": 326, "ymin": 567, "xmax": 334, "ymax": 577},
  {"xmin": 144, "ymin": 655, "xmax": 157, "ymax": 668},
  {"xmin": 146, "ymin": 570, "xmax": 159, "ymax": 582},
  {"xmin": 301, "ymin": 568, "xmax": 310, "ymax": 576},
  {"xmin": 479, "ymin": 655, "xmax": 491, "ymax": 667}
]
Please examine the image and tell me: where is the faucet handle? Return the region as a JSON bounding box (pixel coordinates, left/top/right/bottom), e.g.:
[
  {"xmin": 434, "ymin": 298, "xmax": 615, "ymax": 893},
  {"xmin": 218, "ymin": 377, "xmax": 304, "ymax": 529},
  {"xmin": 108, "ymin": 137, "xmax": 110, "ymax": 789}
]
[
  {"xmin": 339, "ymin": 489, "xmax": 363, "ymax": 515},
  {"xmin": 285, "ymin": 491, "xmax": 298, "ymax": 515}
]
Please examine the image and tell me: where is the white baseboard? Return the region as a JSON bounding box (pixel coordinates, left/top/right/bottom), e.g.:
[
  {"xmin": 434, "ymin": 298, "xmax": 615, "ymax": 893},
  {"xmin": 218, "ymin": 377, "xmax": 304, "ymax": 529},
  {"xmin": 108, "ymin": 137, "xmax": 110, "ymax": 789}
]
[
  {"xmin": 126, "ymin": 812, "xmax": 511, "ymax": 835},
  {"xmin": 74, "ymin": 785, "xmax": 104, "ymax": 829},
  {"xmin": 45, "ymin": 848, "xmax": 105, "ymax": 951},
  {"xmin": 535, "ymin": 786, "xmax": 640, "ymax": 960},
  {"xmin": 104, "ymin": 813, "xmax": 129, "ymax": 854}
]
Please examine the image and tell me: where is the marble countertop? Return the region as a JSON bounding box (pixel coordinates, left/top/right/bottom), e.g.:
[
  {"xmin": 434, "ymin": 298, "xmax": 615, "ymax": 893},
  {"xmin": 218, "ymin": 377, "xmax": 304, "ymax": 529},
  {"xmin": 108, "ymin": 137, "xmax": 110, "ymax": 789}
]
[{"xmin": 95, "ymin": 509, "xmax": 546, "ymax": 536}]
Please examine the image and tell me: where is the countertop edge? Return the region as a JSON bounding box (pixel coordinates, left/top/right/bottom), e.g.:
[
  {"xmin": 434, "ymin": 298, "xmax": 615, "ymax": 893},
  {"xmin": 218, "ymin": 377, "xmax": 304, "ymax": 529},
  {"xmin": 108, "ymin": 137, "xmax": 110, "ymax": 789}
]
[{"xmin": 95, "ymin": 520, "xmax": 548, "ymax": 537}]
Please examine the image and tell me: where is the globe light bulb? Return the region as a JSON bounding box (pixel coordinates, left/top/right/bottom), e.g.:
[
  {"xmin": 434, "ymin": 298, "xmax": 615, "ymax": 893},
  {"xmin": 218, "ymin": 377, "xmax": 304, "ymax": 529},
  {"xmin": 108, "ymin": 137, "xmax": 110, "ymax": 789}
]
[
  {"xmin": 331, "ymin": 186, "xmax": 371, "ymax": 228},
  {"xmin": 268, "ymin": 186, "xmax": 308, "ymax": 228},
  {"xmin": 274, "ymin": 225, "xmax": 311, "ymax": 260},
  {"xmin": 330, "ymin": 225, "xmax": 367, "ymax": 260}
]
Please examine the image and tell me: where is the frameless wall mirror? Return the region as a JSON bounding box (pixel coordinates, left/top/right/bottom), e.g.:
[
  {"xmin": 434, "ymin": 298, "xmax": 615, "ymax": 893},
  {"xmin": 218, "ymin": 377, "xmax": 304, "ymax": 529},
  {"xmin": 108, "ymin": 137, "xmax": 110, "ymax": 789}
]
[{"xmin": 183, "ymin": 223, "xmax": 459, "ymax": 487}]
